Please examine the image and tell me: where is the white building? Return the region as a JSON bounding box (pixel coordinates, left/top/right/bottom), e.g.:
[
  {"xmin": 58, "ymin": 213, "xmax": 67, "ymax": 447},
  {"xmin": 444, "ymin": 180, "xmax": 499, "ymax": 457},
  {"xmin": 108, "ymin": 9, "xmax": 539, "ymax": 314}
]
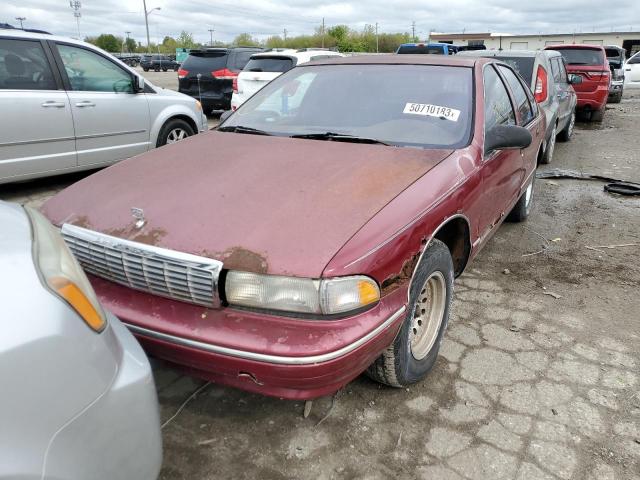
[{"xmin": 430, "ymin": 31, "xmax": 640, "ymax": 57}]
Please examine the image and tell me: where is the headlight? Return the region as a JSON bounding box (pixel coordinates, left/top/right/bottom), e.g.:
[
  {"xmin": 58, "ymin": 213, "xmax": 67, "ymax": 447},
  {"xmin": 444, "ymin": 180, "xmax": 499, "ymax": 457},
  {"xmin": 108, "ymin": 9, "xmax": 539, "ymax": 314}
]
[
  {"xmin": 195, "ymin": 100, "xmax": 203, "ymax": 112},
  {"xmin": 26, "ymin": 207, "xmax": 107, "ymax": 332},
  {"xmin": 225, "ymin": 271, "xmax": 380, "ymax": 316}
]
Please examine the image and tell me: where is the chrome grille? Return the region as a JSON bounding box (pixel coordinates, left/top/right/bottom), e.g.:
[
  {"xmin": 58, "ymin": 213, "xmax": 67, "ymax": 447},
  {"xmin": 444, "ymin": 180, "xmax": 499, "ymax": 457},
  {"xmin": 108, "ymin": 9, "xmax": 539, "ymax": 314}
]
[{"xmin": 61, "ymin": 224, "xmax": 223, "ymax": 308}]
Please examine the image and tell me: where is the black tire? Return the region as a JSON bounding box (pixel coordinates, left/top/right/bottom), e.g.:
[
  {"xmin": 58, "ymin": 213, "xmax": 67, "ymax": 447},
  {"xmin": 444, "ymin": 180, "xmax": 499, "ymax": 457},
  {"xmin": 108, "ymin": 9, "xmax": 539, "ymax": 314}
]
[
  {"xmin": 366, "ymin": 239, "xmax": 454, "ymax": 388},
  {"xmin": 557, "ymin": 109, "xmax": 575, "ymax": 142},
  {"xmin": 590, "ymin": 107, "xmax": 605, "ymax": 122},
  {"xmin": 174, "ymin": 66, "xmax": 179, "ymax": 72},
  {"xmin": 156, "ymin": 118, "xmax": 195, "ymax": 147},
  {"xmin": 162, "ymin": 67, "xmax": 168, "ymax": 72},
  {"xmin": 154, "ymin": 67, "xmax": 160, "ymax": 72},
  {"xmin": 506, "ymin": 177, "xmax": 535, "ymax": 223},
  {"xmin": 143, "ymin": 68, "xmax": 149, "ymax": 72},
  {"xmin": 540, "ymin": 123, "xmax": 557, "ymax": 165},
  {"xmin": 609, "ymin": 91, "xmax": 623, "ymax": 104}
]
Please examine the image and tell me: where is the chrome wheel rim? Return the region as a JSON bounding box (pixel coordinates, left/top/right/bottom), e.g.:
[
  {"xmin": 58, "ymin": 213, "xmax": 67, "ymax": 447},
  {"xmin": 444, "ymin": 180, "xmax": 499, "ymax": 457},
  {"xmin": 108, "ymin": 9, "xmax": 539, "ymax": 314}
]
[
  {"xmin": 410, "ymin": 271, "xmax": 447, "ymax": 360},
  {"xmin": 167, "ymin": 128, "xmax": 188, "ymax": 144},
  {"xmin": 525, "ymin": 182, "xmax": 533, "ymax": 207}
]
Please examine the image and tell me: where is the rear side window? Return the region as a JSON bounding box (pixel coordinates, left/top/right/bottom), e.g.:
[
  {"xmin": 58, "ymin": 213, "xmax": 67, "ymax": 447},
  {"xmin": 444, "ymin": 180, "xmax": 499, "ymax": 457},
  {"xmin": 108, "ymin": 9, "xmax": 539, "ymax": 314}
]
[
  {"xmin": 484, "ymin": 66, "xmax": 516, "ymax": 131},
  {"xmin": 244, "ymin": 56, "xmax": 293, "ymax": 73},
  {"xmin": 556, "ymin": 48, "xmax": 605, "ymax": 66},
  {"xmin": 493, "ymin": 56, "xmax": 535, "ymax": 84},
  {"xmin": 0, "ymin": 38, "xmax": 57, "ymax": 90},
  {"xmin": 182, "ymin": 52, "xmax": 228, "ymax": 73},
  {"xmin": 498, "ymin": 65, "xmax": 535, "ymax": 125},
  {"xmin": 550, "ymin": 57, "xmax": 562, "ymax": 82}
]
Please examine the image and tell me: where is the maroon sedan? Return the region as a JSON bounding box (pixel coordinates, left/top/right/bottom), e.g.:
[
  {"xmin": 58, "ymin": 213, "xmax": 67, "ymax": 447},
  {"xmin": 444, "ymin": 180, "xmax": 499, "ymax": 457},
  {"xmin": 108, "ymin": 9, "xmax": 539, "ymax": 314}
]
[{"xmin": 43, "ymin": 56, "xmax": 544, "ymax": 400}]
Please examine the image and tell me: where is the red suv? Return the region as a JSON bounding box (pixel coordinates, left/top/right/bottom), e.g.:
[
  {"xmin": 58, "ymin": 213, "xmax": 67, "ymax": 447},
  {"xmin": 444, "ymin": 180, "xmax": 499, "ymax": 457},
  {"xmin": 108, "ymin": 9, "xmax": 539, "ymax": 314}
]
[{"xmin": 545, "ymin": 44, "xmax": 610, "ymax": 121}]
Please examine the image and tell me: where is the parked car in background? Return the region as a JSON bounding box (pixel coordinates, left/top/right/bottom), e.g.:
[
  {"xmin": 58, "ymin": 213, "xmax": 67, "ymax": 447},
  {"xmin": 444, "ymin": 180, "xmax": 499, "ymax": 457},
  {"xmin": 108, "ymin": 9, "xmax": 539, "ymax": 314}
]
[
  {"xmin": 460, "ymin": 49, "xmax": 579, "ymax": 163},
  {"xmin": 114, "ymin": 52, "xmax": 140, "ymax": 67},
  {"xmin": 0, "ymin": 29, "xmax": 207, "ymax": 184},
  {"xmin": 141, "ymin": 54, "xmax": 180, "ymax": 72},
  {"xmin": 545, "ymin": 44, "xmax": 610, "ymax": 121},
  {"xmin": 178, "ymin": 46, "xmax": 263, "ymax": 112},
  {"xmin": 396, "ymin": 42, "xmax": 458, "ymax": 55},
  {"xmin": 44, "ymin": 55, "xmax": 543, "ymax": 400},
  {"xmin": 624, "ymin": 50, "xmax": 640, "ymax": 88},
  {"xmin": 230, "ymin": 48, "xmax": 344, "ymax": 110},
  {"xmin": 605, "ymin": 45, "xmax": 626, "ymax": 103},
  {"xmin": 0, "ymin": 201, "xmax": 161, "ymax": 480}
]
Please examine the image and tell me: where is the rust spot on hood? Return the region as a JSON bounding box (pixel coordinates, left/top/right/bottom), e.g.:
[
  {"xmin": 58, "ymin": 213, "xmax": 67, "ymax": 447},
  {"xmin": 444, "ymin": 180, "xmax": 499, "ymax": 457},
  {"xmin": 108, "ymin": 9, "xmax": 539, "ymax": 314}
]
[
  {"xmin": 218, "ymin": 247, "xmax": 269, "ymax": 274},
  {"xmin": 69, "ymin": 215, "xmax": 93, "ymax": 229},
  {"xmin": 104, "ymin": 225, "xmax": 168, "ymax": 246}
]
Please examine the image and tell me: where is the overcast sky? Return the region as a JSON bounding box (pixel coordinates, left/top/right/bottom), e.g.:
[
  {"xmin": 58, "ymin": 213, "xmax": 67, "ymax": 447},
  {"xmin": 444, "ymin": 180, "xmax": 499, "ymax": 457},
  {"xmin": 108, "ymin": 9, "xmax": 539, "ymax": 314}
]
[{"xmin": 2, "ymin": 0, "xmax": 640, "ymax": 45}]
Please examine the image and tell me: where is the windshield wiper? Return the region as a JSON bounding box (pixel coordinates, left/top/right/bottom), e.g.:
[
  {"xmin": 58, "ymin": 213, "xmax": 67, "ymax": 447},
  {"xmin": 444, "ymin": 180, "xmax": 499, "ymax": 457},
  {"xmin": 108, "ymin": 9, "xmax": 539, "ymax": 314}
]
[
  {"xmin": 290, "ymin": 132, "xmax": 390, "ymax": 146},
  {"xmin": 217, "ymin": 125, "xmax": 272, "ymax": 136}
]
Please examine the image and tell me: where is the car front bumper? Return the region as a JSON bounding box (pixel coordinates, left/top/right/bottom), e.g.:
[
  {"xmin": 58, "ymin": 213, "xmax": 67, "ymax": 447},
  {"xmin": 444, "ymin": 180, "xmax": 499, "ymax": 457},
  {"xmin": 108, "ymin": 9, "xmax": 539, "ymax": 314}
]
[
  {"xmin": 43, "ymin": 312, "xmax": 162, "ymax": 480},
  {"xmin": 91, "ymin": 276, "xmax": 409, "ymax": 400},
  {"xmin": 609, "ymin": 81, "xmax": 624, "ymax": 95}
]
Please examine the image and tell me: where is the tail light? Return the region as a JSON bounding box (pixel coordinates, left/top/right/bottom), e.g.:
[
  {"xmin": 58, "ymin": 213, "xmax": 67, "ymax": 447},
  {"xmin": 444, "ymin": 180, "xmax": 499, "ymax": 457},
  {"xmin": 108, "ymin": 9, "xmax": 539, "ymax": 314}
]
[
  {"xmin": 534, "ymin": 65, "xmax": 548, "ymax": 103},
  {"xmin": 212, "ymin": 68, "xmax": 238, "ymax": 80},
  {"xmin": 177, "ymin": 68, "xmax": 189, "ymax": 79},
  {"xmin": 232, "ymin": 76, "xmax": 238, "ymax": 93}
]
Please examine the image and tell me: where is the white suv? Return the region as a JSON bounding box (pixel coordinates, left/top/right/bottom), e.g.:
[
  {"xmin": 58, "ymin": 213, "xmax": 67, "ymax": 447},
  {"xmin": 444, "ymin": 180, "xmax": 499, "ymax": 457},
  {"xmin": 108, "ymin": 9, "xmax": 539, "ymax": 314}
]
[
  {"xmin": 230, "ymin": 48, "xmax": 344, "ymax": 110},
  {"xmin": 0, "ymin": 28, "xmax": 208, "ymax": 185}
]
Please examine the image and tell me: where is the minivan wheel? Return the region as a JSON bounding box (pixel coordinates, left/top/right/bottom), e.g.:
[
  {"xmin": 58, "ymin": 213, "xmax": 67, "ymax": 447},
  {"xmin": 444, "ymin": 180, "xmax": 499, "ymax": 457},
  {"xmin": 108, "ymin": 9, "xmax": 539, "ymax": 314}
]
[
  {"xmin": 558, "ymin": 110, "xmax": 575, "ymax": 142},
  {"xmin": 540, "ymin": 124, "xmax": 557, "ymax": 164},
  {"xmin": 157, "ymin": 119, "xmax": 195, "ymax": 147},
  {"xmin": 143, "ymin": 68, "xmax": 149, "ymax": 72},
  {"xmin": 366, "ymin": 239, "xmax": 453, "ymax": 388},
  {"xmin": 506, "ymin": 177, "xmax": 534, "ymax": 223},
  {"xmin": 162, "ymin": 67, "xmax": 168, "ymax": 72}
]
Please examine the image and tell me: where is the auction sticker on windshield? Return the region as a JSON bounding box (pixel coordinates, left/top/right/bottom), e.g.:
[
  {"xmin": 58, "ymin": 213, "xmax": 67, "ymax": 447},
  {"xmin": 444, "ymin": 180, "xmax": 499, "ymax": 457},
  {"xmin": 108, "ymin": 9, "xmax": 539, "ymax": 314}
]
[{"xmin": 403, "ymin": 103, "xmax": 461, "ymax": 122}]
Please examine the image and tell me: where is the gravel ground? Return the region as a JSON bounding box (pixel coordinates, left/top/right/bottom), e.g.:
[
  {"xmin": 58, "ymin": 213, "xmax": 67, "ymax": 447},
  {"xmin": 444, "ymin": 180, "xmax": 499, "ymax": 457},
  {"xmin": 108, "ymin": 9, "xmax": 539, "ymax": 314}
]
[{"xmin": 2, "ymin": 87, "xmax": 639, "ymax": 480}]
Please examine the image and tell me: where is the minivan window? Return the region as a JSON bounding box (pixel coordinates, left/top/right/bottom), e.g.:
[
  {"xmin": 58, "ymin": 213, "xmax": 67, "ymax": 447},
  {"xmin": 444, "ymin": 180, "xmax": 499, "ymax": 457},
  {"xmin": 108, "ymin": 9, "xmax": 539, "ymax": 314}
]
[
  {"xmin": 182, "ymin": 52, "xmax": 227, "ymax": 73},
  {"xmin": 0, "ymin": 39, "xmax": 57, "ymax": 90},
  {"xmin": 225, "ymin": 64, "xmax": 473, "ymax": 149},
  {"xmin": 555, "ymin": 48, "xmax": 604, "ymax": 65},
  {"xmin": 230, "ymin": 51, "xmax": 257, "ymax": 71},
  {"xmin": 245, "ymin": 56, "xmax": 294, "ymax": 73},
  {"xmin": 493, "ymin": 56, "xmax": 535, "ymax": 84},
  {"xmin": 498, "ymin": 65, "xmax": 535, "ymax": 125},
  {"xmin": 57, "ymin": 44, "xmax": 134, "ymax": 93}
]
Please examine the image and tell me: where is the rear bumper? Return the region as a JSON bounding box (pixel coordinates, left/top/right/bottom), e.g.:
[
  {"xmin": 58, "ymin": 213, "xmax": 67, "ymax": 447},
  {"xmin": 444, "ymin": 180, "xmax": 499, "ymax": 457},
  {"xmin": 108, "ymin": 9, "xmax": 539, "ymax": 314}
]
[
  {"xmin": 179, "ymin": 89, "xmax": 231, "ymax": 110},
  {"xmin": 575, "ymin": 86, "xmax": 609, "ymax": 111},
  {"xmin": 44, "ymin": 313, "xmax": 162, "ymax": 480}
]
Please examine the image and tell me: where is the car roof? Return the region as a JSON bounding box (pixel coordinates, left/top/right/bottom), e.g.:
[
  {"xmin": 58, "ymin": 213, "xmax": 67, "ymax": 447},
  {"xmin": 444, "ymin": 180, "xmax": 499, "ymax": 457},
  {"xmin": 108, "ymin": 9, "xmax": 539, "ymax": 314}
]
[
  {"xmin": 305, "ymin": 54, "xmax": 480, "ymax": 68},
  {"xmin": 459, "ymin": 49, "xmax": 548, "ymax": 58},
  {"xmin": 399, "ymin": 42, "xmax": 451, "ymax": 47},
  {"xmin": 546, "ymin": 44, "xmax": 605, "ymax": 50},
  {"xmin": 250, "ymin": 49, "xmax": 343, "ymax": 62}
]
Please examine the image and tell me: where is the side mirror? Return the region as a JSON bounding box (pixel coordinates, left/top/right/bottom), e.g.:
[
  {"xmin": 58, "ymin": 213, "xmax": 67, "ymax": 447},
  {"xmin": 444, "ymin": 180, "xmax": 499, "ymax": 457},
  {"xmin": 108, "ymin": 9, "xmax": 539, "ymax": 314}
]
[
  {"xmin": 219, "ymin": 110, "xmax": 233, "ymax": 123},
  {"xmin": 568, "ymin": 74, "xmax": 582, "ymax": 85},
  {"xmin": 485, "ymin": 124, "xmax": 532, "ymax": 154},
  {"xmin": 134, "ymin": 74, "xmax": 145, "ymax": 92}
]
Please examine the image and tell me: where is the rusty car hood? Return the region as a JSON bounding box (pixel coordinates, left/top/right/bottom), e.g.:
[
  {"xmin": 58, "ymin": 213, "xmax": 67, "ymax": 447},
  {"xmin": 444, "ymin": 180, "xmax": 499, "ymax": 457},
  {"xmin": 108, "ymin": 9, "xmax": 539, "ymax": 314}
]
[{"xmin": 43, "ymin": 131, "xmax": 452, "ymax": 277}]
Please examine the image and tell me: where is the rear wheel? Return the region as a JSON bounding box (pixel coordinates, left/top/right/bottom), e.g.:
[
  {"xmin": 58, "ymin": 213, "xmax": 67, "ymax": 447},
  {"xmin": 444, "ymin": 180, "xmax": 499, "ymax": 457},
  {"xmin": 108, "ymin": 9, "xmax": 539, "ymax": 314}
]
[
  {"xmin": 143, "ymin": 68, "xmax": 149, "ymax": 72},
  {"xmin": 506, "ymin": 177, "xmax": 534, "ymax": 223},
  {"xmin": 366, "ymin": 239, "xmax": 454, "ymax": 388},
  {"xmin": 162, "ymin": 67, "xmax": 168, "ymax": 72},
  {"xmin": 540, "ymin": 123, "xmax": 557, "ymax": 164},
  {"xmin": 590, "ymin": 107, "xmax": 605, "ymax": 122},
  {"xmin": 557, "ymin": 109, "xmax": 575, "ymax": 142},
  {"xmin": 156, "ymin": 119, "xmax": 195, "ymax": 147}
]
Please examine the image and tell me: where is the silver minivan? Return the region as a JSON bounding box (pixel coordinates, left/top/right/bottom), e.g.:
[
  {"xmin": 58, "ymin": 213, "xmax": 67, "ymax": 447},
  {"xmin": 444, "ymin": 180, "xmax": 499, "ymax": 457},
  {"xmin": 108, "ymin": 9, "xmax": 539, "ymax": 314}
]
[
  {"xmin": 0, "ymin": 28, "xmax": 208, "ymax": 185},
  {"xmin": 461, "ymin": 49, "xmax": 580, "ymax": 164}
]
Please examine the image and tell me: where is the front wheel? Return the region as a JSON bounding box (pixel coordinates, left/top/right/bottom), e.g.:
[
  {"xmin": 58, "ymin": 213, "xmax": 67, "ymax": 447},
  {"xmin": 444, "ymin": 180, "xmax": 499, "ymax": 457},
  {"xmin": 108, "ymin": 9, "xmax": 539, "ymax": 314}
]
[
  {"xmin": 143, "ymin": 68, "xmax": 149, "ymax": 72},
  {"xmin": 156, "ymin": 119, "xmax": 195, "ymax": 147},
  {"xmin": 609, "ymin": 91, "xmax": 623, "ymax": 104},
  {"xmin": 366, "ymin": 239, "xmax": 454, "ymax": 388}
]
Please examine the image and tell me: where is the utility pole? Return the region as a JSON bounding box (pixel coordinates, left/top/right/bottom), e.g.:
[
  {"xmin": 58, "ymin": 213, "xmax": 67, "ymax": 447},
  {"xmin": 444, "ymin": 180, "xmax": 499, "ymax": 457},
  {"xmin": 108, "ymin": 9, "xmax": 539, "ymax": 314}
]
[
  {"xmin": 142, "ymin": 0, "xmax": 161, "ymax": 51},
  {"xmin": 321, "ymin": 17, "xmax": 325, "ymax": 48},
  {"xmin": 208, "ymin": 28, "xmax": 214, "ymax": 46},
  {"xmin": 69, "ymin": 1, "xmax": 81, "ymax": 38},
  {"xmin": 283, "ymin": 28, "xmax": 288, "ymax": 43},
  {"xmin": 375, "ymin": 22, "xmax": 379, "ymax": 53},
  {"xmin": 411, "ymin": 21, "xmax": 416, "ymax": 42},
  {"xmin": 15, "ymin": 17, "xmax": 26, "ymax": 29},
  {"xmin": 124, "ymin": 31, "xmax": 131, "ymax": 53}
]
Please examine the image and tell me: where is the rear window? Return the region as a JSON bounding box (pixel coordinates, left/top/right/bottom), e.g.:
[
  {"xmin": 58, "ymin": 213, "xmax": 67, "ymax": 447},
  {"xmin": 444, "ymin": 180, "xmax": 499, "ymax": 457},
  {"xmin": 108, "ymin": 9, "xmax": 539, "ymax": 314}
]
[
  {"xmin": 605, "ymin": 48, "xmax": 621, "ymax": 58},
  {"xmin": 555, "ymin": 48, "xmax": 604, "ymax": 66},
  {"xmin": 230, "ymin": 50, "xmax": 258, "ymax": 71},
  {"xmin": 181, "ymin": 52, "xmax": 227, "ymax": 72},
  {"xmin": 397, "ymin": 45, "xmax": 444, "ymax": 55},
  {"xmin": 244, "ymin": 56, "xmax": 293, "ymax": 73},
  {"xmin": 494, "ymin": 57, "xmax": 535, "ymax": 83}
]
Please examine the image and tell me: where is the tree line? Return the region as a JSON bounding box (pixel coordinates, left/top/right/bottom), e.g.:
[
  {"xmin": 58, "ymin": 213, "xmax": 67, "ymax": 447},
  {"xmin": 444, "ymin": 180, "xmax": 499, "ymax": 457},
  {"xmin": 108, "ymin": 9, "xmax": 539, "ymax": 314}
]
[{"xmin": 85, "ymin": 25, "xmax": 416, "ymax": 54}]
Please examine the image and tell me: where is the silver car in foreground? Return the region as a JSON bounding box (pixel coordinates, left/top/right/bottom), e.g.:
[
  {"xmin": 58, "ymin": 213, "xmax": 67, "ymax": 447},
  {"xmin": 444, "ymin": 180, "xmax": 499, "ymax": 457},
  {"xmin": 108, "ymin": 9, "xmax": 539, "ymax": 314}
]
[
  {"xmin": 0, "ymin": 28, "xmax": 208, "ymax": 185},
  {"xmin": 0, "ymin": 201, "xmax": 162, "ymax": 479}
]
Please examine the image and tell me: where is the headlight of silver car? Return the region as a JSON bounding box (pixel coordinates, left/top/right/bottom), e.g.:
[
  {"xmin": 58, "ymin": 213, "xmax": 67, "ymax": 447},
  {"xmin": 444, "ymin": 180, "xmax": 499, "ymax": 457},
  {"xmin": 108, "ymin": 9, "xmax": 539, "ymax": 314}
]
[
  {"xmin": 26, "ymin": 207, "xmax": 107, "ymax": 332},
  {"xmin": 224, "ymin": 271, "xmax": 380, "ymax": 316}
]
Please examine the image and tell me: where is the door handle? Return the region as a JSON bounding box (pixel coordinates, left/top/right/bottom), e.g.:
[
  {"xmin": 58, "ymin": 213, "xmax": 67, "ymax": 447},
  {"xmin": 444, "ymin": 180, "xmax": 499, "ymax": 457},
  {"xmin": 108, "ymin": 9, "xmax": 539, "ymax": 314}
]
[
  {"xmin": 75, "ymin": 101, "xmax": 96, "ymax": 108},
  {"xmin": 41, "ymin": 101, "xmax": 66, "ymax": 108}
]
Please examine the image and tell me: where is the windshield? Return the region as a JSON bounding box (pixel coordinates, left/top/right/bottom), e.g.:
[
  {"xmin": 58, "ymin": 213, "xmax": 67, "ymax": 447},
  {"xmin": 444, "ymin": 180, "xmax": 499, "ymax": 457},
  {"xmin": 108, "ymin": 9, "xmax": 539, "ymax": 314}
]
[
  {"xmin": 397, "ymin": 45, "xmax": 445, "ymax": 55},
  {"xmin": 222, "ymin": 64, "xmax": 473, "ymax": 149},
  {"xmin": 555, "ymin": 48, "xmax": 604, "ymax": 65},
  {"xmin": 494, "ymin": 57, "xmax": 535, "ymax": 83},
  {"xmin": 245, "ymin": 56, "xmax": 294, "ymax": 73}
]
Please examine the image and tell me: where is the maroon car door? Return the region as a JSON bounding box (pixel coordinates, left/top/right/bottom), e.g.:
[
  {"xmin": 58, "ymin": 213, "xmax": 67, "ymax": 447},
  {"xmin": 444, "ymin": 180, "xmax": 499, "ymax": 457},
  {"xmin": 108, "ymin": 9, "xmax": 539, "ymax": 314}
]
[{"xmin": 478, "ymin": 65, "xmax": 522, "ymax": 240}]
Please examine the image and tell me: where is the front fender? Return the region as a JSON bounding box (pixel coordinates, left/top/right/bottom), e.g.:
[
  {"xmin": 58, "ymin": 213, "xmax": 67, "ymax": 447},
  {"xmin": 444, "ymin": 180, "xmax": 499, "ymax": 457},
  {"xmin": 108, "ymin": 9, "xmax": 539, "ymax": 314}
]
[{"xmin": 149, "ymin": 104, "xmax": 204, "ymax": 146}]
